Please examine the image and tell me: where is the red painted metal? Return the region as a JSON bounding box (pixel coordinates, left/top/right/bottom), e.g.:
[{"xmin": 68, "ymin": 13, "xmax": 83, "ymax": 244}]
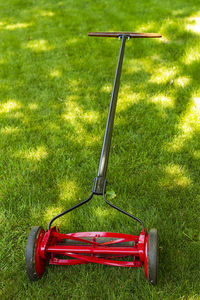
[
  {"xmin": 50, "ymin": 257, "xmax": 90, "ymax": 265},
  {"xmin": 51, "ymin": 252, "xmax": 142, "ymax": 267},
  {"xmin": 46, "ymin": 245, "xmax": 140, "ymax": 255},
  {"xmin": 64, "ymin": 231, "xmax": 140, "ymax": 240},
  {"xmin": 35, "ymin": 227, "xmax": 148, "ymax": 273},
  {"xmin": 137, "ymin": 231, "xmax": 146, "ymax": 262},
  {"xmin": 144, "ymin": 234, "xmax": 149, "ymax": 280},
  {"xmin": 40, "ymin": 227, "xmax": 57, "ymax": 259},
  {"xmin": 51, "ymin": 231, "xmax": 100, "ymax": 246},
  {"xmin": 35, "ymin": 228, "xmax": 46, "ymax": 277}
]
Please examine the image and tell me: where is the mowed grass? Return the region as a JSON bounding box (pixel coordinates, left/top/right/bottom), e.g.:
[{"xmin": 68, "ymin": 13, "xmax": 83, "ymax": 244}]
[{"xmin": 0, "ymin": 0, "xmax": 200, "ymax": 298}]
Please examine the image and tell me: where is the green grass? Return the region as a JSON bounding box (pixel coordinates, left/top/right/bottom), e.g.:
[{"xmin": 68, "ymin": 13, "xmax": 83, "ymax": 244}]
[{"xmin": 0, "ymin": 0, "xmax": 200, "ymax": 298}]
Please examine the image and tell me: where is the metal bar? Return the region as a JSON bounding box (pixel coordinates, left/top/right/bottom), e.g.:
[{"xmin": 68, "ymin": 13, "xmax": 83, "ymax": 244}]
[
  {"xmin": 49, "ymin": 258, "xmax": 89, "ymax": 266},
  {"xmin": 62, "ymin": 231, "xmax": 140, "ymax": 240},
  {"xmin": 88, "ymin": 32, "xmax": 162, "ymax": 38},
  {"xmin": 51, "ymin": 231, "xmax": 139, "ymax": 245},
  {"xmin": 46, "ymin": 245, "xmax": 139, "ymax": 256},
  {"xmin": 103, "ymin": 190, "xmax": 145, "ymax": 231},
  {"xmin": 51, "ymin": 232, "xmax": 100, "ymax": 245},
  {"xmin": 51, "ymin": 232, "xmax": 137, "ymax": 246},
  {"xmin": 50, "ymin": 253, "xmax": 142, "ymax": 267},
  {"xmin": 97, "ymin": 35, "xmax": 127, "ymax": 179},
  {"xmin": 47, "ymin": 193, "xmax": 93, "ymax": 229}
]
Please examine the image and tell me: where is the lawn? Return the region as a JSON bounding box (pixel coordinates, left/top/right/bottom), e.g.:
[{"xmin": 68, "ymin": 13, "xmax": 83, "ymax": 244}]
[{"xmin": 0, "ymin": 0, "xmax": 200, "ymax": 299}]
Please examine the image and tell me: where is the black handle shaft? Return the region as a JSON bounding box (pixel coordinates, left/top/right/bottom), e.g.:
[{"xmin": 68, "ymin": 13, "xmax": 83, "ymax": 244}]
[{"xmin": 97, "ymin": 35, "xmax": 126, "ymax": 178}]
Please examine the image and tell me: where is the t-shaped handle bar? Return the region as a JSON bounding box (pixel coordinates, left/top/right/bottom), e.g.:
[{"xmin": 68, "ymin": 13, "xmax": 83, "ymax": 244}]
[{"xmin": 88, "ymin": 32, "xmax": 162, "ymax": 38}]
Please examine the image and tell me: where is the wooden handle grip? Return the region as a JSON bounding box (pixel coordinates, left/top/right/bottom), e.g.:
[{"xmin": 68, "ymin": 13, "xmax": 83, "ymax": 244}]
[{"xmin": 88, "ymin": 32, "xmax": 162, "ymax": 38}]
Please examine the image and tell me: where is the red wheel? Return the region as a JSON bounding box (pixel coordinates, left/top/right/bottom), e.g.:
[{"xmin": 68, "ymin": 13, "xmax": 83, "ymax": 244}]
[
  {"xmin": 25, "ymin": 226, "xmax": 46, "ymax": 281},
  {"xmin": 144, "ymin": 228, "xmax": 158, "ymax": 285}
]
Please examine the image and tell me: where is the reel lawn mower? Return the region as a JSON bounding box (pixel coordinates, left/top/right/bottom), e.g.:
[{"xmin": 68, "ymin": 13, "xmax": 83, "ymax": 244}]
[{"xmin": 26, "ymin": 32, "xmax": 161, "ymax": 285}]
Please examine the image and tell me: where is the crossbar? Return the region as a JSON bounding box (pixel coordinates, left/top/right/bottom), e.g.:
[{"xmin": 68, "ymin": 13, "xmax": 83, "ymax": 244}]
[{"xmin": 88, "ymin": 32, "xmax": 162, "ymax": 38}]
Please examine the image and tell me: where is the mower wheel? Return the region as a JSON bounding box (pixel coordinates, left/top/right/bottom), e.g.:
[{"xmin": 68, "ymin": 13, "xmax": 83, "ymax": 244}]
[
  {"xmin": 147, "ymin": 228, "xmax": 158, "ymax": 285},
  {"xmin": 25, "ymin": 226, "xmax": 46, "ymax": 281}
]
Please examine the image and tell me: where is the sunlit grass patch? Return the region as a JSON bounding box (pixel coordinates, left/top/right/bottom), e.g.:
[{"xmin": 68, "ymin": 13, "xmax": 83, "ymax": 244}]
[
  {"xmin": 62, "ymin": 96, "xmax": 99, "ymax": 131},
  {"xmin": 95, "ymin": 206, "xmax": 117, "ymax": 218},
  {"xmin": 151, "ymin": 94, "xmax": 174, "ymax": 108},
  {"xmin": 62, "ymin": 102, "xmax": 87, "ymax": 139},
  {"xmin": 193, "ymin": 150, "xmax": 200, "ymax": 159},
  {"xmin": 101, "ymin": 83, "xmax": 112, "ymax": 93},
  {"xmin": 43, "ymin": 179, "xmax": 80, "ymax": 226},
  {"xmin": 150, "ymin": 66, "xmax": 177, "ymax": 84},
  {"xmin": 0, "ymin": 58, "xmax": 5, "ymax": 64},
  {"xmin": 6, "ymin": 22, "xmax": 32, "ymax": 30},
  {"xmin": 0, "ymin": 126, "xmax": 20, "ymax": 135},
  {"xmin": 62, "ymin": 100, "xmax": 82, "ymax": 123},
  {"xmin": 38, "ymin": 10, "xmax": 55, "ymax": 17},
  {"xmin": 83, "ymin": 110, "xmax": 100, "ymax": 123},
  {"xmin": 166, "ymin": 95, "xmax": 200, "ymax": 151},
  {"xmin": 117, "ymin": 86, "xmax": 143, "ymax": 112},
  {"xmin": 0, "ymin": 100, "xmax": 21, "ymax": 114},
  {"xmin": 183, "ymin": 44, "xmax": 200, "ymax": 65},
  {"xmin": 187, "ymin": 15, "xmax": 200, "ymax": 34},
  {"xmin": 49, "ymin": 69, "xmax": 62, "ymax": 78},
  {"xmin": 0, "ymin": 21, "xmax": 32, "ymax": 31},
  {"xmin": 174, "ymin": 76, "xmax": 191, "ymax": 87},
  {"xmin": 159, "ymin": 36, "xmax": 170, "ymax": 44},
  {"xmin": 43, "ymin": 206, "xmax": 69, "ymax": 227},
  {"xmin": 135, "ymin": 20, "xmax": 159, "ymax": 33},
  {"xmin": 180, "ymin": 97, "xmax": 200, "ymax": 131},
  {"xmin": 26, "ymin": 39, "xmax": 54, "ymax": 52},
  {"xmin": 58, "ymin": 179, "xmax": 79, "ymax": 202},
  {"xmin": 15, "ymin": 146, "xmax": 48, "ymax": 161},
  {"xmin": 160, "ymin": 163, "xmax": 192, "ymax": 188},
  {"xmin": 0, "ymin": 21, "xmax": 6, "ymax": 27}
]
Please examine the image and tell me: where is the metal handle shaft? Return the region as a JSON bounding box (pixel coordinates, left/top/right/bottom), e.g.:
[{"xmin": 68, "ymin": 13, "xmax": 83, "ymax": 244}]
[{"xmin": 97, "ymin": 35, "xmax": 126, "ymax": 178}]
